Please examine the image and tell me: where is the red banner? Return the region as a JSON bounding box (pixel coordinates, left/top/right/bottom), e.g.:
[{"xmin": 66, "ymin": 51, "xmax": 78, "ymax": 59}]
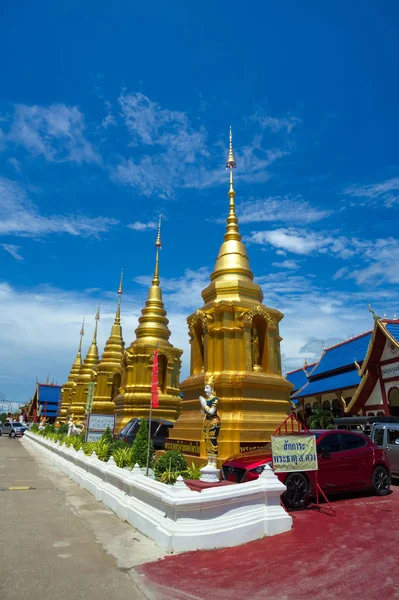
[{"xmin": 151, "ymin": 349, "xmax": 159, "ymax": 408}]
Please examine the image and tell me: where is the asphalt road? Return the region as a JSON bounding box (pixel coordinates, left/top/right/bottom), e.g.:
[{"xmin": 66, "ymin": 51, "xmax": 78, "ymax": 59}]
[{"xmin": 0, "ymin": 434, "xmax": 164, "ymax": 600}]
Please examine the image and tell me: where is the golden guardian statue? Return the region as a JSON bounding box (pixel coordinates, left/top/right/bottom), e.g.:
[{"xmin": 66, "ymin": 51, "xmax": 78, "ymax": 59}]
[{"xmin": 199, "ymin": 375, "xmax": 221, "ymax": 468}]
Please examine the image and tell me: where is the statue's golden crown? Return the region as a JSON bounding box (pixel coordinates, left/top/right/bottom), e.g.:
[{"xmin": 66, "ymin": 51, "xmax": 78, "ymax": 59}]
[{"xmin": 205, "ymin": 374, "xmax": 215, "ymax": 388}]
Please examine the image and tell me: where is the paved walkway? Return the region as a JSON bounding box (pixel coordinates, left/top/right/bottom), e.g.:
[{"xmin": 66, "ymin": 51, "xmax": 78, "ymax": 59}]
[{"xmin": 0, "ymin": 435, "xmax": 163, "ymax": 600}]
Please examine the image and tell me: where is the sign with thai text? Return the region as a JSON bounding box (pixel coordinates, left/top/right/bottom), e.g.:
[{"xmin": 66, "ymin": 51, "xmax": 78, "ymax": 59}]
[
  {"xmin": 381, "ymin": 362, "xmax": 399, "ymax": 380},
  {"xmin": 239, "ymin": 442, "xmax": 268, "ymax": 453},
  {"xmin": 85, "ymin": 413, "xmax": 115, "ymax": 443},
  {"xmin": 271, "ymin": 435, "xmax": 318, "ymax": 472},
  {"xmin": 164, "ymin": 439, "xmax": 200, "ymax": 456}
]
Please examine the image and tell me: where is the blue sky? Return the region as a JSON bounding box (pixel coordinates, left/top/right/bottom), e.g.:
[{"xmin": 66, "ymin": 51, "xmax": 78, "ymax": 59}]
[{"xmin": 1, "ymin": 1, "xmax": 399, "ymax": 404}]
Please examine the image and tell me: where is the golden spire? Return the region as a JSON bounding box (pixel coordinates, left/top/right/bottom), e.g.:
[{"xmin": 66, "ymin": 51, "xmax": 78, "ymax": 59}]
[
  {"xmin": 134, "ymin": 217, "xmax": 171, "ymax": 344},
  {"xmin": 116, "ymin": 269, "xmax": 123, "ymax": 325},
  {"xmin": 67, "ymin": 318, "xmax": 85, "ymax": 380},
  {"xmin": 202, "ymin": 127, "xmax": 262, "ymax": 304},
  {"xmin": 80, "ymin": 306, "xmax": 100, "ymax": 374},
  {"xmin": 98, "ymin": 273, "xmax": 125, "ymax": 367}
]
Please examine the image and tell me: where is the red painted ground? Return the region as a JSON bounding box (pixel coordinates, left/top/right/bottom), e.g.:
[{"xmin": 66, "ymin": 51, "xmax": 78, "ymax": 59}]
[{"xmin": 139, "ymin": 484, "xmax": 399, "ymax": 600}]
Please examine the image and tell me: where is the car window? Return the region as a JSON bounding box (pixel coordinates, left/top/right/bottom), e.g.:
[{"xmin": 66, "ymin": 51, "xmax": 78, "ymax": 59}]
[
  {"xmin": 340, "ymin": 433, "xmax": 367, "ymax": 451},
  {"xmin": 373, "ymin": 427, "xmax": 385, "ymax": 447},
  {"xmin": 154, "ymin": 424, "xmax": 169, "ymax": 437},
  {"xmin": 317, "ymin": 433, "xmax": 342, "ymax": 453},
  {"xmin": 387, "ymin": 429, "xmax": 399, "ymax": 445}
]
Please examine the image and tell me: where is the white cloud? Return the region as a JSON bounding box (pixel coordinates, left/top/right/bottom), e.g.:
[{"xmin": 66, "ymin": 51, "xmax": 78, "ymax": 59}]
[
  {"xmin": 112, "ymin": 92, "xmax": 289, "ymax": 197},
  {"xmin": 271, "ymin": 259, "xmax": 300, "ymax": 270},
  {"xmin": 251, "ymin": 111, "xmax": 301, "ymax": 134},
  {"xmin": 237, "ymin": 196, "xmax": 331, "ymax": 225},
  {"xmin": 0, "ymin": 177, "xmax": 118, "ymax": 238},
  {"xmin": 344, "ymin": 177, "xmax": 399, "ymax": 208},
  {"xmin": 128, "ymin": 221, "xmax": 158, "ymax": 231},
  {"xmin": 1, "ymin": 244, "xmax": 23, "ymax": 261},
  {"xmin": 7, "ymin": 103, "xmax": 101, "ymax": 164}
]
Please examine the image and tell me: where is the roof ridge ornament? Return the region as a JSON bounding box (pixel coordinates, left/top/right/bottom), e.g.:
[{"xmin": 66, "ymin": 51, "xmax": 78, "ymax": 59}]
[{"xmin": 368, "ymin": 303, "xmax": 380, "ymax": 321}]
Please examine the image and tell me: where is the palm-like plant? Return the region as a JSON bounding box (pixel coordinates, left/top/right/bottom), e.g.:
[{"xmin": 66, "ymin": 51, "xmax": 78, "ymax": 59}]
[{"xmin": 307, "ymin": 407, "xmax": 334, "ymax": 429}]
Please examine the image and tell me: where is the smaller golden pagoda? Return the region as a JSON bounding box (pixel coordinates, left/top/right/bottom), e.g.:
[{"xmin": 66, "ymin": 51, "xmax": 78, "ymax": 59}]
[
  {"xmin": 69, "ymin": 306, "xmax": 100, "ymax": 419},
  {"xmin": 91, "ymin": 271, "xmax": 125, "ymax": 414},
  {"xmin": 114, "ymin": 219, "xmax": 183, "ymax": 431},
  {"xmin": 59, "ymin": 319, "xmax": 85, "ymax": 419}
]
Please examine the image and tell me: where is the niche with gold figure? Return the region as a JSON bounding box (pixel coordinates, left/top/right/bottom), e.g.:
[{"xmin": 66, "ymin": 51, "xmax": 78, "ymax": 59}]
[
  {"xmin": 250, "ymin": 315, "xmax": 268, "ymax": 372},
  {"xmin": 192, "ymin": 321, "xmax": 205, "ymax": 375},
  {"xmin": 111, "ymin": 372, "xmax": 121, "ymax": 401}
]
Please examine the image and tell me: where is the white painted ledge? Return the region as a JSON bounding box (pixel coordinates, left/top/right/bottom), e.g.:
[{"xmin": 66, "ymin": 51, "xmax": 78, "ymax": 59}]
[{"xmin": 23, "ymin": 432, "xmax": 292, "ymax": 552}]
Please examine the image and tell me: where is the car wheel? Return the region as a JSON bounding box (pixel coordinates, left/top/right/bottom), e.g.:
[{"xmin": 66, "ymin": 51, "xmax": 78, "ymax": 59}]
[
  {"xmin": 283, "ymin": 473, "xmax": 310, "ymax": 509},
  {"xmin": 10, "ymin": 431, "xmax": 16, "ymax": 438},
  {"xmin": 372, "ymin": 465, "xmax": 390, "ymax": 496}
]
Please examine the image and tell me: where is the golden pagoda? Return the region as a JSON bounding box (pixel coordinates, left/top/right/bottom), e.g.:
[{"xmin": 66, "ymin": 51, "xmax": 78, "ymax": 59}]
[
  {"xmin": 69, "ymin": 306, "xmax": 100, "ymax": 419},
  {"xmin": 91, "ymin": 271, "xmax": 125, "ymax": 414},
  {"xmin": 114, "ymin": 219, "xmax": 183, "ymax": 431},
  {"xmin": 59, "ymin": 318, "xmax": 85, "ymax": 419},
  {"xmin": 168, "ymin": 127, "xmax": 292, "ymax": 464}
]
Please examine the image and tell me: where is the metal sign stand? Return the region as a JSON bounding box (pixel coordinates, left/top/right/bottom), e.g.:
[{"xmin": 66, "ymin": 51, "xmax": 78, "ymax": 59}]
[{"xmin": 273, "ymin": 413, "xmax": 335, "ymax": 516}]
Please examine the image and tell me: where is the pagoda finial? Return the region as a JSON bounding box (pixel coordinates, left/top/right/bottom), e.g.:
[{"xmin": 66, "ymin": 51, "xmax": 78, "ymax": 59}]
[
  {"xmin": 224, "ymin": 126, "xmax": 240, "ymax": 242},
  {"xmin": 93, "ymin": 303, "xmax": 100, "ymax": 342},
  {"xmin": 78, "ymin": 317, "xmax": 85, "ymax": 353},
  {"xmin": 118, "ymin": 269, "xmax": 124, "ymax": 296},
  {"xmin": 115, "ymin": 270, "xmax": 123, "ymax": 325},
  {"xmin": 153, "ymin": 216, "xmax": 162, "ymax": 286}
]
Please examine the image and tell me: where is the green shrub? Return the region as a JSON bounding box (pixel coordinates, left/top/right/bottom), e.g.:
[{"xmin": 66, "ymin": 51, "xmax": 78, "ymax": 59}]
[
  {"xmin": 82, "ymin": 441, "xmax": 97, "ymax": 456},
  {"xmin": 95, "ymin": 439, "xmax": 112, "ymax": 462},
  {"xmin": 64, "ymin": 436, "xmax": 74, "ymax": 448},
  {"xmin": 58, "ymin": 423, "xmax": 69, "ymax": 435},
  {"xmin": 112, "ymin": 446, "xmax": 134, "ymax": 468},
  {"xmin": 182, "ymin": 462, "xmax": 203, "ymax": 480},
  {"xmin": 71, "ymin": 436, "xmax": 82, "ymax": 451},
  {"xmin": 30, "ymin": 423, "xmax": 39, "ymax": 432},
  {"xmin": 154, "ymin": 450, "xmax": 187, "ymax": 479},
  {"xmin": 160, "ymin": 459, "xmax": 181, "ymax": 485},
  {"xmin": 131, "ymin": 419, "xmax": 154, "ymax": 469},
  {"xmin": 100, "ymin": 426, "xmax": 114, "ymax": 445}
]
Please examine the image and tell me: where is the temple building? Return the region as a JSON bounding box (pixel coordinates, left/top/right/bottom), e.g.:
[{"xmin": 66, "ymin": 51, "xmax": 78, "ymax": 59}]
[
  {"xmin": 114, "ymin": 219, "xmax": 183, "ymax": 431},
  {"xmin": 59, "ymin": 319, "xmax": 85, "ymax": 419},
  {"xmin": 69, "ymin": 307, "xmax": 100, "ymax": 419},
  {"xmin": 287, "ymin": 311, "xmax": 399, "ymax": 419},
  {"xmin": 29, "ymin": 381, "xmax": 62, "ymax": 423},
  {"xmin": 168, "ymin": 128, "xmax": 292, "ymax": 464},
  {"xmin": 91, "ymin": 271, "xmax": 125, "ymax": 414}
]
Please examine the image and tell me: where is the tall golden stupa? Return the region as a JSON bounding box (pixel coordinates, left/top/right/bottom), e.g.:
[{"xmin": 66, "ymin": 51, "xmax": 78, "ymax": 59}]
[
  {"xmin": 168, "ymin": 128, "xmax": 292, "ymax": 464},
  {"xmin": 69, "ymin": 307, "xmax": 100, "ymax": 419},
  {"xmin": 91, "ymin": 272, "xmax": 125, "ymax": 414},
  {"xmin": 59, "ymin": 319, "xmax": 84, "ymax": 419},
  {"xmin": 114, "ymin": 219, "xmax": 183, "ymax": 431}
]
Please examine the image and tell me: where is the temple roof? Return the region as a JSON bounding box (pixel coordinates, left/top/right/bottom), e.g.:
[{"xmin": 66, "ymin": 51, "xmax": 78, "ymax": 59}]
[
  {"xmin": 293, "ymin": 369, "xmax": 361, "ymax": 399},
  {"xmin": 286, "ymin": 364, "xmax": 315, "ymax": 394},
  {"xmin": 384, "ymin": 321, "xmax": 399, "ymax": 344},
  {"xmin": 309, "ymin": 331, "xmax": 372, "ymax": 378}
]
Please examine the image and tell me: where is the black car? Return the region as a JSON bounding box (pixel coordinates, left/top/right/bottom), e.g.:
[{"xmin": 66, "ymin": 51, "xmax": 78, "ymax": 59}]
[{"xmin": 116, "ymin": 418, "xmax": 173, "ymax": 450}]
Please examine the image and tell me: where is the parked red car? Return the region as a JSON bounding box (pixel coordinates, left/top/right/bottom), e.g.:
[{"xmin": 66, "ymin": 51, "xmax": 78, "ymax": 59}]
[{"xmin": 221, "ymin": 430, "xmax": 391, "ymax": 508}]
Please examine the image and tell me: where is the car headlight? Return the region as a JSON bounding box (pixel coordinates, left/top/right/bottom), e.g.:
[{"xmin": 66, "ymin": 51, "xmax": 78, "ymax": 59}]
[{"xmin": 251, "ymin": 465, "xmax": 265, "ymax": 474}]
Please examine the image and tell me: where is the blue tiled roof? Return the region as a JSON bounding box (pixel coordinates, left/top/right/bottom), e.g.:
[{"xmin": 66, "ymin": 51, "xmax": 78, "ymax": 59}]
[
  {"xmin": 293, "ymin": 369, "xmax": 361, "ymax": 399},
  {"xmin": 310, "ymin": 332, "xmax": 372, "ymax": 377},
  {"xmin": 286, "ymin": 365, "xmax": 314, "ymax": 394},
  {"xmin": 386, "ymin": 322, "xmax": 399, "ymax": 344},
  {"xmin": 38, "ymin": 385, "xmax": 61, "ymax": 405}
]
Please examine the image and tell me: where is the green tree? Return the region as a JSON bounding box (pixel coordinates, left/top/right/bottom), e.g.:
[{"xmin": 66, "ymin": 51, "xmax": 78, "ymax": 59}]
[
  {"xmin": 0, "ymin": 413, "xmax": 7, "ymax": 423},
  {"xmin": 154, "ymin": 450, "xmax": 187, "ymax": 479},
  {"xmin": 131, "ymin": 419, "xmax": 154, "ymax": 468},
  {"xmin": 100, "ymin": 426, "xmax": 114, "ymax": 445},
  {"xmin": 307, "ymin": 407, "xmax": 334, "ymax": 429}
]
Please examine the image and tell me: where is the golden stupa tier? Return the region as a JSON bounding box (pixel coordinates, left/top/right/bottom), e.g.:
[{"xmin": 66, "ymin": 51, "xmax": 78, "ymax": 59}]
[
  {"xmin": 114, "ymin": 219, "xmax": 183, "ymax": 431},
  {"xmin": 92, "ymin": 271, "xmax": 125, "ymax": 414},
  {"xmin": 168, "ymin": 127, "xmax": 292, "ymax": 464},
  {"xmin": 59, "ymin": 319, "xmax": 84, "ymax": 419},
  {"xmin": 69, "ymin": 307, "xmax": 100, "ymax": 419}
]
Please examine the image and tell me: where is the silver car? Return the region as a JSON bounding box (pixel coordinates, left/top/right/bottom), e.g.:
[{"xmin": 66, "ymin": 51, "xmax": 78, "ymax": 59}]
[
  {"xmin": 0, "ymin": 422, "xmax": 27, "ymax": 438},
  {"xmin": 370, "ymin": 422, "xmax": 399, "ymax": 479}
]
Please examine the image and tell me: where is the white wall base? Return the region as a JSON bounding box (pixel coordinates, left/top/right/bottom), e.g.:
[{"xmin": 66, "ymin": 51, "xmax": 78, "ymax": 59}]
[{"xmin": 24, "ymin": 432, "xmax": 292, "ymax": 553}]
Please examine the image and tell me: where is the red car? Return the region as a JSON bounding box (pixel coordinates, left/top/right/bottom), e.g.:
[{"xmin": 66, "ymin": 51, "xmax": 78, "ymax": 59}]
[{"xmin": 221, "ymin": 430, "xmax": 391, "ymax": 508}]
